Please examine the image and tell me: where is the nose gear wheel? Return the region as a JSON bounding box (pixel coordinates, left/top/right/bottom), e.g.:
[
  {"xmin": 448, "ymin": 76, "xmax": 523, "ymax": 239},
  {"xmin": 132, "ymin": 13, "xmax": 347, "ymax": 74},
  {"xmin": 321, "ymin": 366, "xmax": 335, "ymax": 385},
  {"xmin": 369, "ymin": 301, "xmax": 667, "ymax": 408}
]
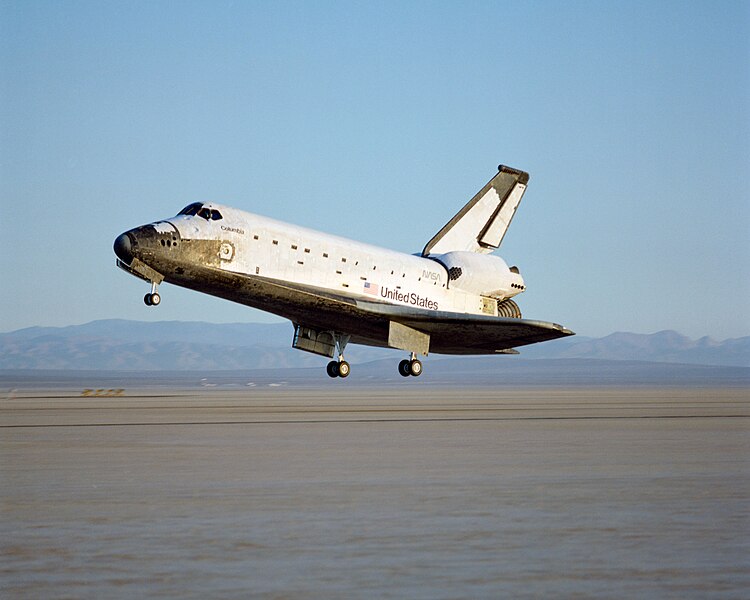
[
  {"xmin": 143, "ymin": 281, "xmax": 161, "ymax": 307},
  {"xmin": 144, "ymin": 292, "xmax": 161, "ymax": 306}
]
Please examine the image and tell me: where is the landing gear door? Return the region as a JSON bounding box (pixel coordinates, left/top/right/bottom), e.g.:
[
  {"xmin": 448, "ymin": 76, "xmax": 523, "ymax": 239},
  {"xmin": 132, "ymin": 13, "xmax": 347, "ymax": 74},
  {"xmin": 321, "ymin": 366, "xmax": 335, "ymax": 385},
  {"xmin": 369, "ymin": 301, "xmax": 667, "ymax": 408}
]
[{"xmin": 292, "ymin": 324, "xmax": 336, "ymax": 358}]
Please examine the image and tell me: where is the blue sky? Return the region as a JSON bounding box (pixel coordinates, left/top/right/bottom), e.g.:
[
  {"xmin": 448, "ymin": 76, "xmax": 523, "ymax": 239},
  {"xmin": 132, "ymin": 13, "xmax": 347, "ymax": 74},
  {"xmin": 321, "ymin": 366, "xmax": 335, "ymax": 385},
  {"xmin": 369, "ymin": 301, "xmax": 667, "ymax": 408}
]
[{"xmin": 1, "ymin": 0, "xmax": 748, "ymax": 339}]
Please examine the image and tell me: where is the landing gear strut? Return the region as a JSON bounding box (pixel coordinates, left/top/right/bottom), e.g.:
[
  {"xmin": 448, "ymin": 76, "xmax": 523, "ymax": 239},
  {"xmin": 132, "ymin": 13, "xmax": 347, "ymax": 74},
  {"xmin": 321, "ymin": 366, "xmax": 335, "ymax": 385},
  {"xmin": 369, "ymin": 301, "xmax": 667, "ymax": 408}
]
[
  {"xmin": 398, "ymin": 353, "xmax": 423, "ymax": 377},
  {"xmin": 326, "ymin": 333, "xmax": 351, "ymax": 378},
  {"xmin": 143, "ymin": 281, "xmax": 161, "ymax": 306}
]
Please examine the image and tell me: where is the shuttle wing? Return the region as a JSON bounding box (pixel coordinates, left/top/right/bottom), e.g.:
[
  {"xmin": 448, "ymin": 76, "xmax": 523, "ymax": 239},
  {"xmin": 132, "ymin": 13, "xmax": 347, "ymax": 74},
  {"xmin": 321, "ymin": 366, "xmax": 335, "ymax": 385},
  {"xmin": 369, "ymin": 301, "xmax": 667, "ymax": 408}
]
[
  {"xmin": 194, "ymin": 269, "xmax": 572, "ymax": 355},
  {"xmin": 356, "ymin": 300, "xmax": 573, "ymax": 354},
  {"xmin": 423, "ymin": 165, "xmax": 529, "ymax": 256}
]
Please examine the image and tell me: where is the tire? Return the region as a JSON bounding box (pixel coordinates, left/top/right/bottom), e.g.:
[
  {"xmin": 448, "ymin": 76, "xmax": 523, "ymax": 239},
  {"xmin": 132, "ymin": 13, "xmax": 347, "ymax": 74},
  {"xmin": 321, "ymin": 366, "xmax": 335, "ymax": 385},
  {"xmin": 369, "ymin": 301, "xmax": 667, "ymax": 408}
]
[
  {"xmin": 144, "ymin": 293, "xmax": 152, "ymax": 306},
  {"xmin": 410, "ymin": 359, "xmax": 422, "ymax": 377},
  {"xmin": 150, "ymin": 292, "xmax": 161, "ymax": 306},
  {"xmin": 398, "ymin": 359, "xmax": 411, "ymax": 377},
  {"xmin": 338, "ymin": 361, "xmax": 350, "ymax": 378},
  {"xmin": 326, "ymin": 361, "xmax": 339, "ymax": 378}
]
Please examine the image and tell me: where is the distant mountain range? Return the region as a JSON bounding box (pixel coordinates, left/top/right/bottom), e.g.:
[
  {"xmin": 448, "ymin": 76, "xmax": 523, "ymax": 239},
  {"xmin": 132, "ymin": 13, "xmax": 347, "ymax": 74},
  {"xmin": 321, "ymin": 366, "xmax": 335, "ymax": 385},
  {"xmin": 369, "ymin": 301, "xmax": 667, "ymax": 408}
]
[
  {"xmin": 1, "ymin": 320, "xmax": 748, "ymax": 371},
  {"xmin": 518, "ymin": 329, "xmax": 750, "ymax": 367}
]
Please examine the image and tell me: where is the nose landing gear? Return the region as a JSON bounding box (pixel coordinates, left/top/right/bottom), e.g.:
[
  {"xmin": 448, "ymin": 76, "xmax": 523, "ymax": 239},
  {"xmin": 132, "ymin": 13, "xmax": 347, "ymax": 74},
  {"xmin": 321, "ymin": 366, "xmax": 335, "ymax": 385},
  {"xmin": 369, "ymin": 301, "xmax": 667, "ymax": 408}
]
[
  {"xmin": 398, "ymin": 353, "xmax": 423, "ymax": 377},
  {"xmin": 143, "ymin": 282, "xmax": 161, "ymax": 306}
]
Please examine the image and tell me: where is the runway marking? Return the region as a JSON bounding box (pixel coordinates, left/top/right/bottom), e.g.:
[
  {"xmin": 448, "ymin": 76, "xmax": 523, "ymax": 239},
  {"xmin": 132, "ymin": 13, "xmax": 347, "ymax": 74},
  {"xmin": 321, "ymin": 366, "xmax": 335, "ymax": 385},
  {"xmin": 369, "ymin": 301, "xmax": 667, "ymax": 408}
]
[
  {"xmin": 81, "ymin": 389, "xmax": 125, "ymax": 397},
  {"xmin": 5, "ymin": 400, "xmax": 748, "ymax": 411},
  {"xmin": 2, "ymin": 414, "xmax": 749, "ymax": 428}
]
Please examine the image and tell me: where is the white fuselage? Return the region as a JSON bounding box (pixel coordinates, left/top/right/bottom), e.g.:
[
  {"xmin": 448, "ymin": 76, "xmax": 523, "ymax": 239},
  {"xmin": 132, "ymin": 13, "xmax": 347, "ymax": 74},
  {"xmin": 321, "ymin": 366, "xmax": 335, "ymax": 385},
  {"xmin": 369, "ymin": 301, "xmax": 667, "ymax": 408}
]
[{"xmin": 165, "ymin": 203, "xmax": 525, "ymax": 318}]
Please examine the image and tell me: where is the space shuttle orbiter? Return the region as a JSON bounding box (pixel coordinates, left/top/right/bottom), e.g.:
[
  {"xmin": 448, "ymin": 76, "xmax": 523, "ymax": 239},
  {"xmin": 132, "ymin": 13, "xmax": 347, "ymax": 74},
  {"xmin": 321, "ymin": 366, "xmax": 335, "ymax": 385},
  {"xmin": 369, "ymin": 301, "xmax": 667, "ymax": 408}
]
[{"xmin": 114, "ymin": 165, "xmax": 572, "ymax": 378}]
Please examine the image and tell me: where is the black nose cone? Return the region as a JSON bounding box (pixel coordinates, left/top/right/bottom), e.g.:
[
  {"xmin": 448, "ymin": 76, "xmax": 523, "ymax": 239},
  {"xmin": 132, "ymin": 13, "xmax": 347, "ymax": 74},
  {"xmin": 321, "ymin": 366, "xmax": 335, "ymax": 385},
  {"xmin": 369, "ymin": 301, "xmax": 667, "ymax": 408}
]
[{"xmin": 114, "ymin": 232, "xmax": 133, "ymax": 263}]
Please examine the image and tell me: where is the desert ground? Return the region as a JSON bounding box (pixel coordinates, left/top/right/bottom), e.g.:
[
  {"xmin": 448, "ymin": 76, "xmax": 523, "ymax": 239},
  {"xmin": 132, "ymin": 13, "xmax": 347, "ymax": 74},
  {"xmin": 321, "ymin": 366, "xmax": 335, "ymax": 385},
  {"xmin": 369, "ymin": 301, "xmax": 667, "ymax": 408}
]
[{"xmin": 2, "ymin": 387, "xmax": 748, "ymax": 598}]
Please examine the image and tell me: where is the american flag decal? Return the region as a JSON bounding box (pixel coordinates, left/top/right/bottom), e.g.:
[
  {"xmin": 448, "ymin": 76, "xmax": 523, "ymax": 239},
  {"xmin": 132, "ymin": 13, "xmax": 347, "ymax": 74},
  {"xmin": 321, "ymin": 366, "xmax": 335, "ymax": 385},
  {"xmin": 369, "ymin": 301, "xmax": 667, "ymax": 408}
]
[{"xmin": 363, "ymin": 282, "xmax": 379, "ymax": 295}]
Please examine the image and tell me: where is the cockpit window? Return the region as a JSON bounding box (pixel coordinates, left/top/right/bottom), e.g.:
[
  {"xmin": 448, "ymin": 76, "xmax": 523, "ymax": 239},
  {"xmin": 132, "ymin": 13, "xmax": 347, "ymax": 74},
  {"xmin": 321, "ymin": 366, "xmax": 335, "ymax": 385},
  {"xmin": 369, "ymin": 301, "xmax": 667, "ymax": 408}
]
[
  {"xmin": 178, "ymin": 203, "xmax": 202, "ymax": 216},
  {"xmin": 197, "ymin": 208, "xmax": 223, "ymax": 221},
  {"xmin": 178, "ymin": 203, "xmax": 223, "ymax": 221}
]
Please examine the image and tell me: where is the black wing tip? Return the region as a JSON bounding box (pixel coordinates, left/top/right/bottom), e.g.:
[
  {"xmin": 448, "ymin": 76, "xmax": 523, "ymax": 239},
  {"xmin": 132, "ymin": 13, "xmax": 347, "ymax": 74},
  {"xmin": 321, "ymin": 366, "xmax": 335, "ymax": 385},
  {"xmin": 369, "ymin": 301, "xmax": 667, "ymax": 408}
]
[
  {"xmin": 497, "ymin": 164, "xmax": 530, "ymax": 185},
  {"xmin": 551, "ymin": 325, "xmax": 575, "ymax": 337}
]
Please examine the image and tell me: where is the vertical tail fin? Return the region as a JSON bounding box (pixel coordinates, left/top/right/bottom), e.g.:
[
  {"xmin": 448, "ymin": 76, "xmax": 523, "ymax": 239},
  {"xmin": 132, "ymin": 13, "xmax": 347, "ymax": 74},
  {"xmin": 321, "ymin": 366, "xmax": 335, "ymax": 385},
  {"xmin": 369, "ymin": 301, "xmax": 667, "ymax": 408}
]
[{"xmin": 422, "ymin": 165, "xmax": 529, "ymax": 256}]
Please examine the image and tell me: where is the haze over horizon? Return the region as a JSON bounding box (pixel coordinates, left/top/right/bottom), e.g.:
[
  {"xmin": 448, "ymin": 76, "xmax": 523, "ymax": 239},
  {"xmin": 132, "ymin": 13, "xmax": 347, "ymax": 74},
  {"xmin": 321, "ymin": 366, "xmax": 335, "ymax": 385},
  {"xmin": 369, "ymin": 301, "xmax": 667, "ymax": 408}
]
[
  {"xmin": 2, "ymin": 317, "xmax": 749, "ymax": 345},
  {"xmin": 2, "ymin": 1, "xmax": 748, "ymax": 339}
]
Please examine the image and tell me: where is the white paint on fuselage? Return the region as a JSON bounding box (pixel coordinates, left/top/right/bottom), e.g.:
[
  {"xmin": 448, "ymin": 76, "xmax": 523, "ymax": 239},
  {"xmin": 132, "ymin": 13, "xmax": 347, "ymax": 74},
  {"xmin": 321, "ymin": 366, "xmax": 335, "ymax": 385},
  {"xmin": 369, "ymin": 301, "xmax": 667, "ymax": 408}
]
[
  {"xmin": 166, "ymin": 203, "xmax": 523, "ymax": 317},
  {"xmin": 152, "ymin": 221, "xmax": 176, "ymax": 235}
]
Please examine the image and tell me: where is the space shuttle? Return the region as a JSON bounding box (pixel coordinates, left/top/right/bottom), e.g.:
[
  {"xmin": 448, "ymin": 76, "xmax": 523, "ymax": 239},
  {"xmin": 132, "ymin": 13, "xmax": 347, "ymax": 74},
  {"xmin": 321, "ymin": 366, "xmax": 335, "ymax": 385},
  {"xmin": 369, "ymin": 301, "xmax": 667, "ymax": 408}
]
[{"xmin": 113, "ymin": 165, "xmax": 573, "ymax": 378}]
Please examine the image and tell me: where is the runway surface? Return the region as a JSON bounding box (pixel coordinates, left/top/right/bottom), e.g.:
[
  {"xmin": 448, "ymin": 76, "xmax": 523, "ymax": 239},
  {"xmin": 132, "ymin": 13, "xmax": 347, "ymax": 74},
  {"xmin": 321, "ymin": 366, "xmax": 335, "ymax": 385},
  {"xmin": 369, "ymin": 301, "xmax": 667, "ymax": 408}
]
[{"xmin": 2, "ymin": 387, "xmax": 749, "ymax": 598}]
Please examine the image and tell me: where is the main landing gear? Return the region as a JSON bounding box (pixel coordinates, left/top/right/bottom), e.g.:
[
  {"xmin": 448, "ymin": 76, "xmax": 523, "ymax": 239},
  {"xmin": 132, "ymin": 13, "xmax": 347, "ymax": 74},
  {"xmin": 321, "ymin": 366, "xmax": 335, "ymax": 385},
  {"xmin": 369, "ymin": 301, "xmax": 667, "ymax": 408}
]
[
  {"xmin": 326, "ymin": 333, "xmax": 351, "ymax": 378},
  {"xmin": 398, "ymin": 353, "xmax": 423, "ymax": 377},
  {"xmin": 326, "ymin": 346, "xmax": 424, "ymax": 379},
  {"xmin": 143, "ymin": 281, "xmax": 161, "ymax": 306}
]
